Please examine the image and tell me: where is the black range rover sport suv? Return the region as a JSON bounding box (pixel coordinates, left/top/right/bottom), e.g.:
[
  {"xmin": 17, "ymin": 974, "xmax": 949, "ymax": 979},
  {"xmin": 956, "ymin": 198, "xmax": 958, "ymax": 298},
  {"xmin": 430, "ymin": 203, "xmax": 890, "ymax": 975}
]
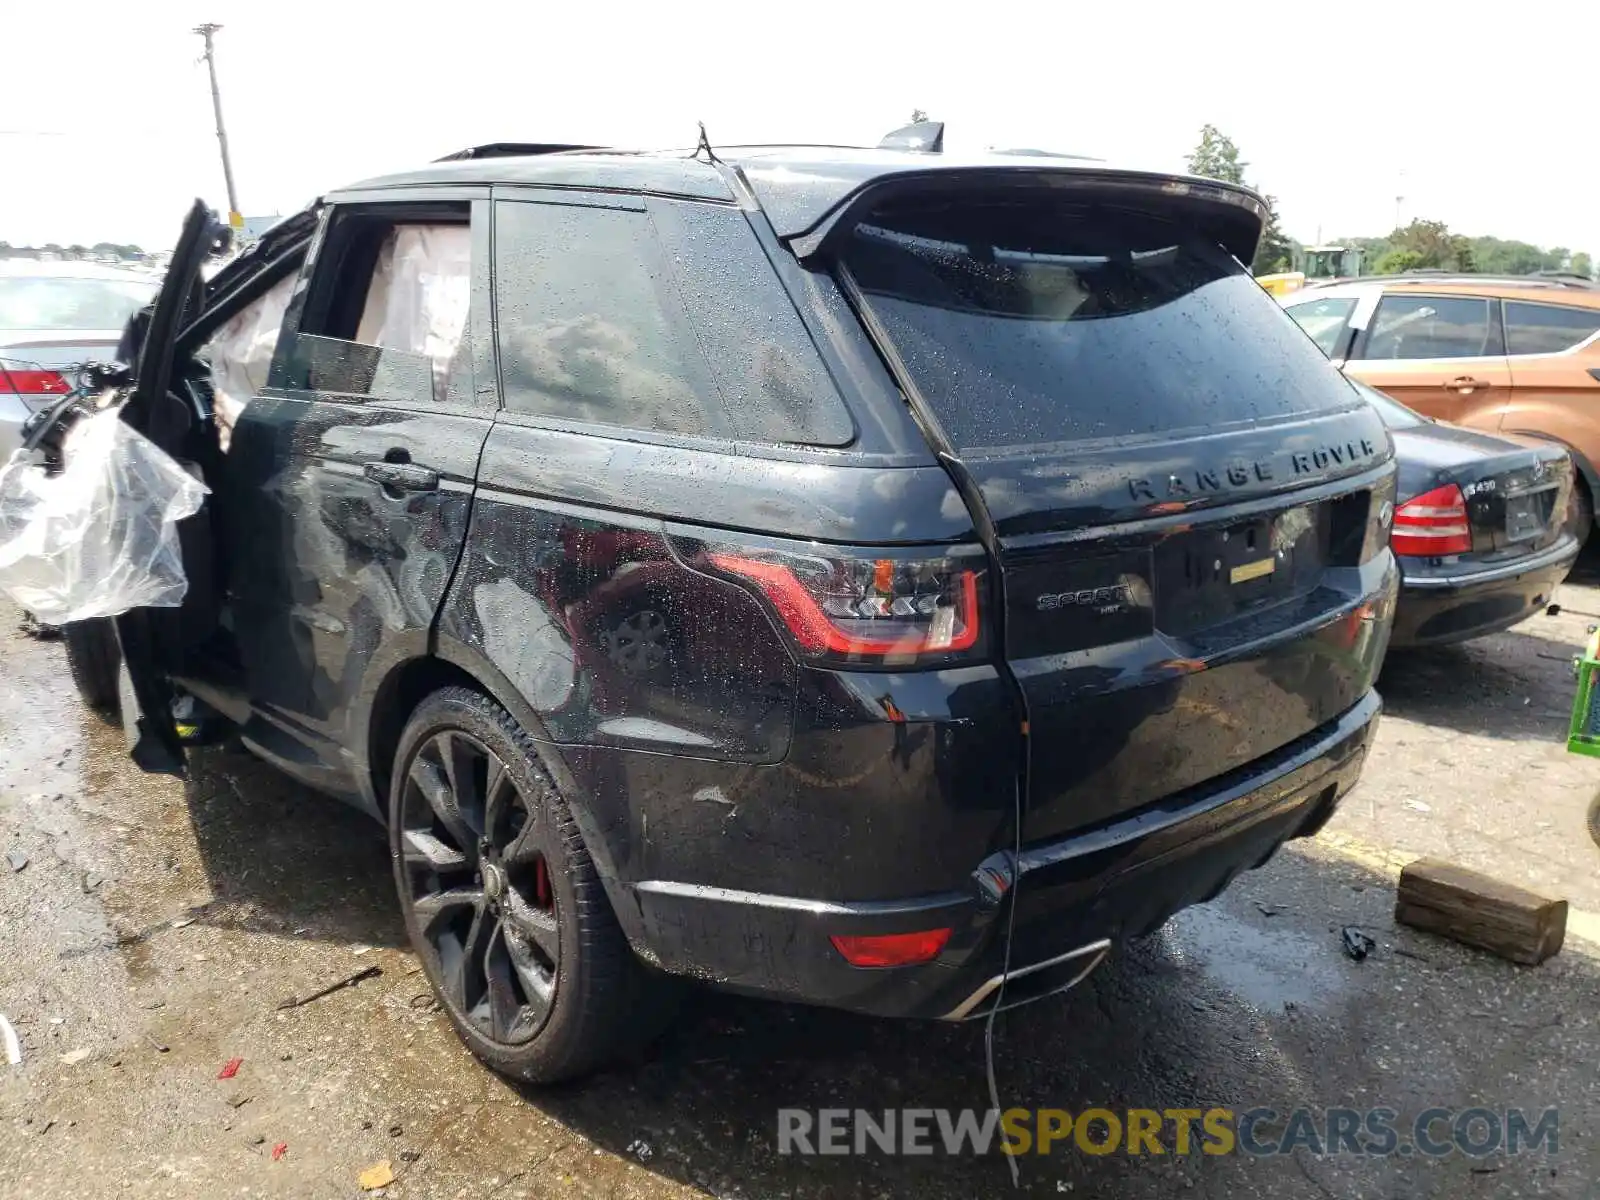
[{"xmin": 63, "ymin": 129, "xmax": 1398, "ymax": 1082}]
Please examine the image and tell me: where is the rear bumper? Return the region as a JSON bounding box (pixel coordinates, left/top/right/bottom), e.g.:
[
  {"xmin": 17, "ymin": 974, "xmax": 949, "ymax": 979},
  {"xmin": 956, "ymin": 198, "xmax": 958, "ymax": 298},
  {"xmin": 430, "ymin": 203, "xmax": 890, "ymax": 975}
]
[
  {"xmin": 1391, "ymin": 535, "xmax": 1579, "ymax": 647},
  {"xmin": 628, "ymin": 691, "xmax": 1380, "ymax": 1020}
]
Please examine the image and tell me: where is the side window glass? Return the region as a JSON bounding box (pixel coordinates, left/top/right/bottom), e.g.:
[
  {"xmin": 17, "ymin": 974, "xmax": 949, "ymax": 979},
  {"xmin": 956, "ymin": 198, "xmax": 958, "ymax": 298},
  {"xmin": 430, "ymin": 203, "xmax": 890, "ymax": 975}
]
[
  {"xmin": 284, "ymin": 214, "xmax": 473, "ymax": 405},
  {"xmin": 1363, "ymin": 295, "xmax": 1492, "ymax": 360},
  {"xmin": 648, "ymin": 201, "xmax": 853, "ymax": 445},
  {"xmin": 494, "ymin": 201, "xmax": 718, "ymax": 437},
  {"xmin": 1504, "ymin": 301, "xmax": 1600, "ymax": 356},
  {"xmin": 1284, "ymin": 296, "xmax": 1356, "ymax": 358}
]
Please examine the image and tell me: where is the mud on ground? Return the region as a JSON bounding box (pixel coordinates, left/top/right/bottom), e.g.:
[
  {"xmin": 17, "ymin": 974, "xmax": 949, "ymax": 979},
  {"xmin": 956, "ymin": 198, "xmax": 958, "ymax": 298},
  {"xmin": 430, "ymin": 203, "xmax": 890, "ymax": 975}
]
[{"xmin": 3, "ymin": 575, "xmax": 1600, "ymax": 1198}]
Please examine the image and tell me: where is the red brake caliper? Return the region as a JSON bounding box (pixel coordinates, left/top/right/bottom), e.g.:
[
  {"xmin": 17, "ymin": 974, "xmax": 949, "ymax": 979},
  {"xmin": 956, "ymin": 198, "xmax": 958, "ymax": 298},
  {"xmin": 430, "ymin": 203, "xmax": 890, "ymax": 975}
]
[{"xmin": 533, "ymin": 857, "xmax": 552, "ymax": 910}]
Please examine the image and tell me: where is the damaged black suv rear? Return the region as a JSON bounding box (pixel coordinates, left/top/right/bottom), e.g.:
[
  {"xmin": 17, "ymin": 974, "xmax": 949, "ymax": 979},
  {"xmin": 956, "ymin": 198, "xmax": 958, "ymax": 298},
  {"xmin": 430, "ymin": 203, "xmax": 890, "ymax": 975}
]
[{"xmin": 62, "ymin": 130, "xmax": 1398, "ymax": 1082}]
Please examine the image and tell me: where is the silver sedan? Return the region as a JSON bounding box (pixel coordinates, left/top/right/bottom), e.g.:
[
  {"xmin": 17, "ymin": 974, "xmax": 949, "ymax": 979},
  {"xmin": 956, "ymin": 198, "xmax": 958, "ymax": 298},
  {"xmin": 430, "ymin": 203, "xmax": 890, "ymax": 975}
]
[{"xmin": 1, "ymin": 259, "xmax": 157, "ymax": 459}]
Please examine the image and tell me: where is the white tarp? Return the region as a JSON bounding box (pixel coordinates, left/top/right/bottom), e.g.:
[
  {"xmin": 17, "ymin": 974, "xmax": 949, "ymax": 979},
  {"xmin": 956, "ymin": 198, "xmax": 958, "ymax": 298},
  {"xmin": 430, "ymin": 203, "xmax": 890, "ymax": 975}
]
[{"xmin": 0, "ymin": 407, "xmax": 209, "ymax": 622}]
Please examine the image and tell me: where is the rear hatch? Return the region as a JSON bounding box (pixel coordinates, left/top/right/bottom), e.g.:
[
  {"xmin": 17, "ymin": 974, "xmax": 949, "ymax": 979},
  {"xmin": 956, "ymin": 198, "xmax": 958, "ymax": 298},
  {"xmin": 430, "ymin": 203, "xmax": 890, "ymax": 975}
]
[{"xmin": 837, "ymin": 182, "xmax": 1395, "ymax": 844}]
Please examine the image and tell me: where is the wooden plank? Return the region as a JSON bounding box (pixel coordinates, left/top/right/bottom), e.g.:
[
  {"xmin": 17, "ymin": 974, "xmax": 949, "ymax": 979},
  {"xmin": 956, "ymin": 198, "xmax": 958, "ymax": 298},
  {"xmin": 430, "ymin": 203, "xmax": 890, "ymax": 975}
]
[{"xmin": 1395, "ymin": 858, "xmax": 1566, "ymax": 966}]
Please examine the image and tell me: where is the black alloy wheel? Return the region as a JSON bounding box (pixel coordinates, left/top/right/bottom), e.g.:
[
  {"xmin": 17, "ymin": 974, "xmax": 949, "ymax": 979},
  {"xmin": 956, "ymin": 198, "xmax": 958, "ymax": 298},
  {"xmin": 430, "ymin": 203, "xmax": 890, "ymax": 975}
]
[
  {"xmin": 390, "ymin": 686, "xmax": 675, "ymax": 1082},
  {"xmin": 397, "ymin": 725, "xmax": 559, "ymax": 1043}
]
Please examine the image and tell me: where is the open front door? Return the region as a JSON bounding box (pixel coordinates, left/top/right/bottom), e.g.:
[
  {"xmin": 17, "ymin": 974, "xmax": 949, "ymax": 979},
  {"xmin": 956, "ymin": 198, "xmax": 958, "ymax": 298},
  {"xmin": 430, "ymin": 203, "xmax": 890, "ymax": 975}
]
[{"xmin": 113, "ymin": 200, "xmax": 231, "ymax": 776}]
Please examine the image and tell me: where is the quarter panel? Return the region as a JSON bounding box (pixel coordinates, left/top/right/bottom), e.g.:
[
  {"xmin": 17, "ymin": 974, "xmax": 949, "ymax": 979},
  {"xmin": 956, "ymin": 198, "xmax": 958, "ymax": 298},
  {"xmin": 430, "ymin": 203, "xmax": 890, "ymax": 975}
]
[
  {"xmin": 1504, "ymin": 349, "xmax": 1600, "ymax": 475},
  {"xmin": 439, "ymin": 453, "xmax": 798, "ymax": 766}
]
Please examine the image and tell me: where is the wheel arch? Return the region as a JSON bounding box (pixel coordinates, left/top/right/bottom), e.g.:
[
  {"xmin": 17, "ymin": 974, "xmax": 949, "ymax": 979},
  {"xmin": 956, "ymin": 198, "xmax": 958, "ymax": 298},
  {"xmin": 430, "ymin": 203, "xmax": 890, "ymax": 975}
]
[
  {"xmin": 1502, "ymin": 427, "xmax": 1599, "ymax": 500},
  {"xmin": 359, "ymin": 638, "xmax": 649, "ymax": 949}
]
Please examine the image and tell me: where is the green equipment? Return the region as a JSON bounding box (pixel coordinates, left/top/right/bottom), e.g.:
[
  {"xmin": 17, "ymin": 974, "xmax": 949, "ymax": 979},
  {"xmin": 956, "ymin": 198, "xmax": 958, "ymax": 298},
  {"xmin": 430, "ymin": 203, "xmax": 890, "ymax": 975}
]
[{"xmin": 1568, "ymin": 627, "xmax": 1600, "ymax": 758}]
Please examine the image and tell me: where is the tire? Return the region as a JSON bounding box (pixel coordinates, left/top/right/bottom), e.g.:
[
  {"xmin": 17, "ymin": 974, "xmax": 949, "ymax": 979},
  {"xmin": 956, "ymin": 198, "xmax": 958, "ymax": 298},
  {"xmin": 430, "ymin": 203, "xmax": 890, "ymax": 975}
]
[
  {"xmin": 64, "ymin": 618, "xmax": 121, "ymax": 712},
  {"xmin": 389, "ymin": 686, "xmax": 672, "ymax": 1083},
  {"xmin": 1565, "ymin": 477, "xmax": 1593, "ymax": 549},
  {"xmin": 1587, "ymin": 789, "xmax": 1600, "ymax": 851}
]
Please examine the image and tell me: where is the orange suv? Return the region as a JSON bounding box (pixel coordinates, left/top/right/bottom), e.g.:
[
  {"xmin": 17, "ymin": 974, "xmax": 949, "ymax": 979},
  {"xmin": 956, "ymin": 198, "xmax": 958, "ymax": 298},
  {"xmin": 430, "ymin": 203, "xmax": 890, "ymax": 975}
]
[{"xmin": 1284, "ymin": 274, "xmax": 1600, "ymax": 537}]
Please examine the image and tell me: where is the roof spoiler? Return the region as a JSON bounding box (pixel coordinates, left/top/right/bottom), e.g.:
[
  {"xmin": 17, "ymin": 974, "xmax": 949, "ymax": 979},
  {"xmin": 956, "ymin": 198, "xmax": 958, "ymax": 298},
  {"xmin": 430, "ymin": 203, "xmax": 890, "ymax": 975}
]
[
  {"xmin": 434, "ymin": 142, "xmax": 601, "ymax": 161},
  {"xmin": 785, "ymin": 169, "xmax": 1268, "ymax": 264},
  {"xmin": 877, "ymin": 121, "xmax": 944, "ymax": 153}
]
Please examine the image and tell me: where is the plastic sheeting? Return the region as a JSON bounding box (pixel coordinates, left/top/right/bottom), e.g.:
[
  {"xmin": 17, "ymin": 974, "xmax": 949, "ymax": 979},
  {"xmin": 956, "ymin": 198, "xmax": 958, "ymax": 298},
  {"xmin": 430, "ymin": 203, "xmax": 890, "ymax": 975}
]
[
  {"xmin": 355, "ymin": 224, "xmax": 471, "ymax": 401},
  {"xmin": 208, "ymin": 273, "xmax": 295, "ymax": 452},
  {"xmin": 0, "ymin": 407, "xmax": 208, "ymax": 623}
]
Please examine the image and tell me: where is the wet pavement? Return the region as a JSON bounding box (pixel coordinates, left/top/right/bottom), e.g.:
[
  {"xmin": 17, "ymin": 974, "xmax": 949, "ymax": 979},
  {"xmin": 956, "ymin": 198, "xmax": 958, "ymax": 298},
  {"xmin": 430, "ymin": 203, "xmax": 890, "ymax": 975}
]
[{"xmin": 3, "ymin": 577, "xmax": 1600, "ymax": 1198}]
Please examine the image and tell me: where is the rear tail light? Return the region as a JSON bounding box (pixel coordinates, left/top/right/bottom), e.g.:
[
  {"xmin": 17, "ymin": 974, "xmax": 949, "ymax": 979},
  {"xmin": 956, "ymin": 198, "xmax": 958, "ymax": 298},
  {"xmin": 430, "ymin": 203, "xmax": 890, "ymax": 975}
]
[
  {"xmin": 684, "ymin": 539, "xmax": 987, "ymax": 667},
  {"xmin": 0, "ymin": 365, "xmax": 71, "ymax": 396},
  {"xmin": 830, "ymin": 928, "xmax": 952, "ymax": 967},
  {"xmin": 1391, "ymin": 483, "xmax": 1471, "ymax": 556}
]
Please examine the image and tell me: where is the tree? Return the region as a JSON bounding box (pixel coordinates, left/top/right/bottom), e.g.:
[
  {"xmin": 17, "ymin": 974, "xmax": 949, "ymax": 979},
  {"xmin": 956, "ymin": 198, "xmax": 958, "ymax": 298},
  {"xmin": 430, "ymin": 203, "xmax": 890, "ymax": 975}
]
[
  {"xmin": 1572, "ymin": 251, "xmax": 1594, "ymax": 279},
  {"xmin": 1253, "ymin": 195, "xmax": 1294, "ymax": 274},
  {"xmin": 1470, "ymin": 236, "xmax": 1548, "ymax": 275},
  {"xmin": 908, "ymin": 108, "xmax": 929, "ymax": 124},
  {"xmin": 1186, "ymin": 124, "xmax": 1247, "ymax": 186},
  {"xmin": 1187, "ymin": 126, "xmax": 1289, "ymax": 272},
  {"xmin": 1374, "ymin": 248, "xmax": 1424, "ymax": 275},
  {"xmin": 1371, "ymin": 219, "xmax": 1474, "ymax": 273}
]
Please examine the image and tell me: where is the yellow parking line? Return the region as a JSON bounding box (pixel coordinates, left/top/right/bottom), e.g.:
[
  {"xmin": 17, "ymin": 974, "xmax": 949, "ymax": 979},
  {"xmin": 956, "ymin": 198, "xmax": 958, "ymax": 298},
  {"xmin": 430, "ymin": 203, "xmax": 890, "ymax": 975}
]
[{"xmin": 1308, "ymin": 830, "xmax": 1600, "ymax": 951}]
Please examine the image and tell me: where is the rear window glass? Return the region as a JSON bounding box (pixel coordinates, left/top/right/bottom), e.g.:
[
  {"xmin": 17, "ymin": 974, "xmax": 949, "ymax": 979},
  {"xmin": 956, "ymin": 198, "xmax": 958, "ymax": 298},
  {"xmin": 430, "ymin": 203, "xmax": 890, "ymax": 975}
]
[
  {"xmin": 0, "ymin": 274, "xmax": 155, "ymax": 332},
  {"xmin": 1504, "ymin": 301, "xmax": 1600, "ymax": 356},
  {"xmin": 840, "ymin": 199, "xmax": 1358, "ymax": 449}
]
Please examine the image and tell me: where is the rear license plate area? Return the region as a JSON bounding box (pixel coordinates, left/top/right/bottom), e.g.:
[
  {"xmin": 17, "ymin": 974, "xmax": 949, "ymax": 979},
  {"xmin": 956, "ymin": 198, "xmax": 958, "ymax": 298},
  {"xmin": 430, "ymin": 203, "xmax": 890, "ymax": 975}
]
[
  {"xmin": 1505, "ymin": 492, "xmax": 1547, "ymax": 543},
  {"xmin": 1155, "ymin": 504, "xmax": 1329, "ymax": 637}
]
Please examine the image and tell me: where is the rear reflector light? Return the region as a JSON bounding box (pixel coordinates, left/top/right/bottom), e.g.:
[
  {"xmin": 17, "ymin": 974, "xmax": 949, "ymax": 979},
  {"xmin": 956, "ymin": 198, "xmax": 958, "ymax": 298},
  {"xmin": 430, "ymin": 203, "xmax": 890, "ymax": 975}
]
[
  {"xmin": 1358, "ymin": 474, "xmax": 1397, "ymax": 564},
  {"xmin": 1391, "ymin": 483, "xmax": 1471, "ymax": 556},
  {"xmin": 699, "ymin": 544, "xmax": 985, "ymax": 666},
  {"xmin": 0, "ymin": 368, "xmax": 71, "ymax": 396},
  {"xmin": 830, "ymin": 928, "xmax": 952, "ymax": 968}
]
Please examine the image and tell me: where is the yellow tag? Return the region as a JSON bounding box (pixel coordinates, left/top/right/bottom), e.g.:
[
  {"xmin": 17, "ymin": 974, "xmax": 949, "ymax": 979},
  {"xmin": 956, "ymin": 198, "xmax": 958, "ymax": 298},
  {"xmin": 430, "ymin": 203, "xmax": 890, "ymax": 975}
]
[
  {"xmin": 228, "ymin": 210, "xmax": 245, "ymax": 230},
  {"xmin": 1229, "ymin": 557, "xmax": 1276, "ymax": 584}
]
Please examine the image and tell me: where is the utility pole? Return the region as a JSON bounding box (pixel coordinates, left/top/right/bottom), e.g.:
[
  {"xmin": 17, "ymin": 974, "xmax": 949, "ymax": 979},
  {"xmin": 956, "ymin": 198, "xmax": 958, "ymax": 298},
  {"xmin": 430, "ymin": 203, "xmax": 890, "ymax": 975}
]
[{"xmin": 193, "ymin": 23, "xmax": 241, "ymax": 229}]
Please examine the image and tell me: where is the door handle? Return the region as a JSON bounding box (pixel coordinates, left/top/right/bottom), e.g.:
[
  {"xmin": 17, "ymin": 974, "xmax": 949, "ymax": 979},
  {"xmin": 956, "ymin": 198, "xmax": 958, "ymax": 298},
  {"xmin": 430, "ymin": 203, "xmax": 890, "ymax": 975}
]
[
  {"xmin": 364, "ymin": 461, "xmax": 440, "ymax": 491},
  {"xmin": 1445, "ymin": 376, "xmax": 1490, "ymax": 394}
]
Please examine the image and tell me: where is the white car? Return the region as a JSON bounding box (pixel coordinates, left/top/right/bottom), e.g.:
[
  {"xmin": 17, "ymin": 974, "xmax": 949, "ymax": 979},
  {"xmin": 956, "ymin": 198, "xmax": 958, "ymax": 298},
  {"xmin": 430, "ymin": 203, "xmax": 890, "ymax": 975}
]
[{"xmin": 0, "ymin": 259, "xmax": 158, "ymax": 458}]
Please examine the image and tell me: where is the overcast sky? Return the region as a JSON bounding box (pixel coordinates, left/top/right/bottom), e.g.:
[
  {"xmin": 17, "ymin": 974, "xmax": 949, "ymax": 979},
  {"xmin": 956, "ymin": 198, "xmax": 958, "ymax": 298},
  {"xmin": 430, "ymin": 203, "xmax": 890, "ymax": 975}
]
[{"xmin": 9, "ymin": 1, "xmax": 1598, "ymax": 258}]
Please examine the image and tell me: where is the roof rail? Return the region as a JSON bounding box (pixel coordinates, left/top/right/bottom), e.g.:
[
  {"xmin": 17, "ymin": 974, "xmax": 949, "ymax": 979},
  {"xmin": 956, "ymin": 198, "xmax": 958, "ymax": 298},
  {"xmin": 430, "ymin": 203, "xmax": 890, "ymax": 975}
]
[
  {"xmin": 1307, "ymin": 272, "xmax": 1599, "ymax": 291},
  {"xmin": 434, "ymin": 142, "xmax": 602, "ymax": 162}
]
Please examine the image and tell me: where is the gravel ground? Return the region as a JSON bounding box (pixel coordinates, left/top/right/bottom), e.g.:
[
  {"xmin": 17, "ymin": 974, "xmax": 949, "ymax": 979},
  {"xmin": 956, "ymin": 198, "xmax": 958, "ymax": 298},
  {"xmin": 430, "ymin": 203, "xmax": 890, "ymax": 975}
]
[{"xmin": 3, "ymin": 570, "xmax": 1600, "ymax": 1199}]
